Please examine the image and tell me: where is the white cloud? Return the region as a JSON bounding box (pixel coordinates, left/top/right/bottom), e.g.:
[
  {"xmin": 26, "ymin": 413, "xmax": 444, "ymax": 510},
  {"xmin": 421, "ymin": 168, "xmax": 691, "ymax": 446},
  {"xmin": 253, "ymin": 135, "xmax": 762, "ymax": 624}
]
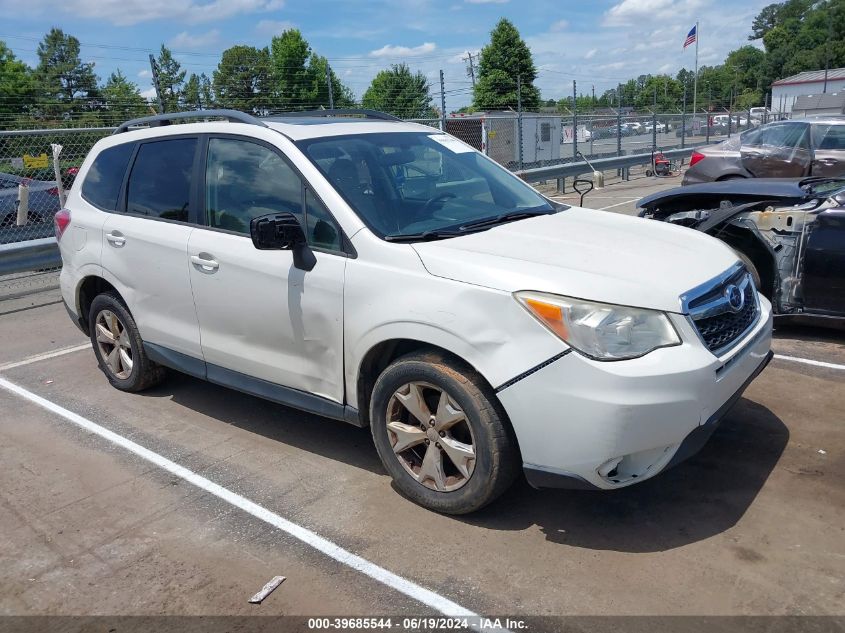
[
  {"xmin": 550, "ymin": 20, "xmax": 568, "ymax": 32},
  {"xmin": 140, "ymin": 87, "xmax": 158, "ymax": 100},
  {"xmin": 7, "ymin": 0, "xmax": 285, "ymax": 26},
  {"xmin": 369, "ymin": 42, "xmax": 436, "ymax": 57},
  {"xmin": 137, "ymin": 69, "xmax": 151, "ymax": 78},
  {"xmin": 603, "ymin": 0, "xmax": 703, "ymax": 26},
  {"xmin": 584, "ymin": 48, "xmax": 597, "ymax": 59},
  {"xmin": 254, "ymin": 19, "xmax": 295, "ymax": 36},
  {"xmin": 168, "ymin": 29, "xmax": 221, "ymax": 49}
]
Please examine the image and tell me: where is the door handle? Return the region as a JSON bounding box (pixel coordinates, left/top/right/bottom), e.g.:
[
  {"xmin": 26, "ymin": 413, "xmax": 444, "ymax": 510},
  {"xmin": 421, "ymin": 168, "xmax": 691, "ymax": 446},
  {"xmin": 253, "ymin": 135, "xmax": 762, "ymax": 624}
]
[
  {"xmin": 190, "ymin": 254, "xmax": 219, "ymax": 272},
  {"xmin": 105, "ymin": 231, "xmax": 125, "ymax": 247}
]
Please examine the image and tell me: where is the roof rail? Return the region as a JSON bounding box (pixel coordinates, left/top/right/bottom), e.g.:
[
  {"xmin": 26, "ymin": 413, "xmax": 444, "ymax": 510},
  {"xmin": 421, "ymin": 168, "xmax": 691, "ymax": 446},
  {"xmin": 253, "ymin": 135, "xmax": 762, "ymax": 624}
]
[
  {"xmin": 114, "ymin": 109, "xmax": 267, "ymax": 134},
  {"xmin": 266, "ymin": 108, "xmax": 401, "ymax": 122}
]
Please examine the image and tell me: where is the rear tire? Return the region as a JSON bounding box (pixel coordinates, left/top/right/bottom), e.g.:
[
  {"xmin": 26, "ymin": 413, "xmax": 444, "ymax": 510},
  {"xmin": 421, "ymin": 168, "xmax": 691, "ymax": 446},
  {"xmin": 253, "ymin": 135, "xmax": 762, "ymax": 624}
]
[
  {"xmin": 89, "ymin": 293, "xmax": 165, "ymax": 392},
  {"xmin": 370, "ymin": 351, "xmax": 519, "ymax": 514}
]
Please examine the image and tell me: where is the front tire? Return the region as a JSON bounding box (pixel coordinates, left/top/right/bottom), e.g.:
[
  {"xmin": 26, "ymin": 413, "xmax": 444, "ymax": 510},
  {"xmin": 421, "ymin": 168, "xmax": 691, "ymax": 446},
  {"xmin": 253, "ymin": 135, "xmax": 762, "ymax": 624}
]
[
  {"xmin": 370, "ymin": 352, "xmax": 519, "ymax": 514},
  {"xmin": 89, "ymin": 293, "xmax": 165, "ymax": 392}
]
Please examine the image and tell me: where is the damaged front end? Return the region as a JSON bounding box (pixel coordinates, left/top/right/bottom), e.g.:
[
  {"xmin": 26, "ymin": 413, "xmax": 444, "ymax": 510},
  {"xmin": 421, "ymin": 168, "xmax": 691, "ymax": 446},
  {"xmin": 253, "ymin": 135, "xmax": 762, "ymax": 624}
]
[{"xmin": 639, "ymin": 179, "xmax": 845, "ymax": 317}]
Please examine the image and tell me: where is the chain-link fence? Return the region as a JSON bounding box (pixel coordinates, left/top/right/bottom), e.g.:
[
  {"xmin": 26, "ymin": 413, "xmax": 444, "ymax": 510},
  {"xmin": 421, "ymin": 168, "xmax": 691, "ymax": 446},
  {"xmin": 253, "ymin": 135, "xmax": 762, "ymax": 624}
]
[{"xmin": 0, "ymin": 108, "xmax": 774, "ymax": 297}]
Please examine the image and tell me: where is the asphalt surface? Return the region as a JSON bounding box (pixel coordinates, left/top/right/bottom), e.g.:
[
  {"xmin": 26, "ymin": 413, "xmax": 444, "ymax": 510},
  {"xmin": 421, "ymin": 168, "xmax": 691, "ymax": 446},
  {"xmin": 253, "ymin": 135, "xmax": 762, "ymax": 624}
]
[{"xmin": 1, "ymin": 176, "xmax": 843, "ymax": 627}]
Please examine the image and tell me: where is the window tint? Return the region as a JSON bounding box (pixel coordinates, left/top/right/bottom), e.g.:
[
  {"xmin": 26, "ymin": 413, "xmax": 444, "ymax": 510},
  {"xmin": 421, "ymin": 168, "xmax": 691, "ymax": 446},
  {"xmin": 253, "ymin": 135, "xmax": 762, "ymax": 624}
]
[
  {"xmin": 305, "ymin": 188, "xmax": 342, "ymax": 251},
  {"xmin": 81, "ymin": 143, "xmax": 134, "ymax": 211},
  {"xmin": 205, "ymin": 138, "xmax": 303, "ymax": 234},
  {"xmin": 126, "ymin": 138, "xmax": 196, "ymax": 221}
]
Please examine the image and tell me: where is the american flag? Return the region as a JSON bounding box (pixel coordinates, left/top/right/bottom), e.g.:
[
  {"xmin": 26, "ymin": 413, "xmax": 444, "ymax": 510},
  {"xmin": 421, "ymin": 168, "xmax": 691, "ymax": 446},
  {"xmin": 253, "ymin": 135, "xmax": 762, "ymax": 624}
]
[{"xmin": 684, "ymin": 25, "xmax": 697, "ymax": 49}]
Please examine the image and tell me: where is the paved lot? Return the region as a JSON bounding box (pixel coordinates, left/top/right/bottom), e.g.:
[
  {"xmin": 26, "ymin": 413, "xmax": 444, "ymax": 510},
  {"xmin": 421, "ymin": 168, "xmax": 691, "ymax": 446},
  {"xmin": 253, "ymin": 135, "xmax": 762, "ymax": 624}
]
[{"xmin": 1, "ymin": 177, "xmax": 843, "ymax": 627}]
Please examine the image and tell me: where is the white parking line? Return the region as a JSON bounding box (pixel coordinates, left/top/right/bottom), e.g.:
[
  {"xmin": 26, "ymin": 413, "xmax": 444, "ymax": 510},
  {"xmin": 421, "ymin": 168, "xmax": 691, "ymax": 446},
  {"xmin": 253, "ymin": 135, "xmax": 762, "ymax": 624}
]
[
  {"xmin": 598, "ymin": 198, "xmax": 640, "ymax": 211},
  {"xmin": 774, "ymin": 354, "xmax": 845, "ymax": 371},
  {"xmin": 0, "ymin": 376, "xmax": 479, "ymax": 621},
  {"xmin": 0, "ymin": 343, "xmax": 89, "ymax": 372}
]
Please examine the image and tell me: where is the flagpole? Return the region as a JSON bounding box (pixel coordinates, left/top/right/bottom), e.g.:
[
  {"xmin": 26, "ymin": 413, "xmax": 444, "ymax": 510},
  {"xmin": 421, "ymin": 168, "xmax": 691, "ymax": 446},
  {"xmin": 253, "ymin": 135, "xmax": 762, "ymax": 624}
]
[{"xmin": 692, "ymin": 21, "xmax": 699, "ymax": 121}]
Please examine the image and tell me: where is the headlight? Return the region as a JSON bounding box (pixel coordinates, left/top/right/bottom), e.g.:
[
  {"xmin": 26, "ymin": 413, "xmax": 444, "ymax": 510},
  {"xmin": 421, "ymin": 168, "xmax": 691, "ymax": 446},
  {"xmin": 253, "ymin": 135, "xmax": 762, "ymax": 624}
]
[{"xmin": 515, "ymin": 291, "xmax": 681, "ymax": 361}]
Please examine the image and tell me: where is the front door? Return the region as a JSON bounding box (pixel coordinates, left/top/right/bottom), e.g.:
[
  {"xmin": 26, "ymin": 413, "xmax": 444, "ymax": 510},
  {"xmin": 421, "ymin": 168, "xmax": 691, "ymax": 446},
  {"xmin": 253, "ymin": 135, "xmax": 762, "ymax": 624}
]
[
  {"xmin": 187, "ymin": 136, "xmax": 347, "ymax": 402},
  {"xmin": 100, "ymin": 136, "xmax": 202, "ymax": 358},
  {"xmin": 741, "ymin": 122, "xmax": 811, "ymax": 177}
]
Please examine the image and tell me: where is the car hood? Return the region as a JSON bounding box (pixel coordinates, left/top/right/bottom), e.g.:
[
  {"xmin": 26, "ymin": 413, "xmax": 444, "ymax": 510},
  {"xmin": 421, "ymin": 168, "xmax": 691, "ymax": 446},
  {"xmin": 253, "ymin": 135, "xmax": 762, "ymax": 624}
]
[
  {"xmin": 411, "ymin": 207, "xmax": 738, "ymax": 314},
  {"xmin": 637, "ymin": 177, "xmax": 813, "ymax": 211}
]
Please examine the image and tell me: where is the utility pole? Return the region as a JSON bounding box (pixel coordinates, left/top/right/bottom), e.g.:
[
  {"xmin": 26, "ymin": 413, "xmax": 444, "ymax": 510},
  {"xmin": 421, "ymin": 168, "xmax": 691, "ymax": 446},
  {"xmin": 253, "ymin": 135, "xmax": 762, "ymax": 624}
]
[
  {"xmin": 439, "ymin": 69, "xmax": 446, "ymax": 131},
  {"xmin": 463, "ymin": 52, "xmax": 477, "ymax": 87},
  {"xmin": 326, "ymin": 62, "xmax": 334, "ymax": 109},
  {"xmin": 148, "ymin": 53, "xmax": 165, "ymax": 114}
]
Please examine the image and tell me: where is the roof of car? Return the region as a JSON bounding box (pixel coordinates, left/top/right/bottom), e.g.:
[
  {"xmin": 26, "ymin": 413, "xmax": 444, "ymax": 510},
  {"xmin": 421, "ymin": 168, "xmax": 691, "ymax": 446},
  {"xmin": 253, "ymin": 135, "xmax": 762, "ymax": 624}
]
[
  {"xmin": 263, "ymin": 118, "xmax": 435, "ymax": 141},
  {"xmin": 110, "ymin": 109, "xmax": 437, "ymax": 142}
]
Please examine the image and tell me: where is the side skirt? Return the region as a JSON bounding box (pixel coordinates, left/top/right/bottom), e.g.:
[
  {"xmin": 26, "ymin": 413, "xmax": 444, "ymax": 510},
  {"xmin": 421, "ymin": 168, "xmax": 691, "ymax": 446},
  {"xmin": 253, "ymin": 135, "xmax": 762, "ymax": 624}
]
[{"xmin": 143, "ymin": 342, "xmax": 364, "ymax": 428}]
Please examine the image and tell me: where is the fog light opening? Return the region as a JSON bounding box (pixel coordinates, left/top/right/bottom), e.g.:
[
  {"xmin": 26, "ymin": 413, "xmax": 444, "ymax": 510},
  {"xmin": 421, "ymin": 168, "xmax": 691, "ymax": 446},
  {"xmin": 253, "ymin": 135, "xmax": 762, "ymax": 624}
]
[{"xmin": 598, "ymin": 445, "xmax": 674, "ymax": 485}]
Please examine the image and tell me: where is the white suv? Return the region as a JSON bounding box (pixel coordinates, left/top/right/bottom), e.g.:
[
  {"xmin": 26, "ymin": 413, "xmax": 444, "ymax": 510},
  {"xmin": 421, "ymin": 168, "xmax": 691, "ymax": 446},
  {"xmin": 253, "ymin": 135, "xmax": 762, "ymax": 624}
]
[{"xmin": 57, "ymin": 109, "xmax": 773, "ymax": 514}]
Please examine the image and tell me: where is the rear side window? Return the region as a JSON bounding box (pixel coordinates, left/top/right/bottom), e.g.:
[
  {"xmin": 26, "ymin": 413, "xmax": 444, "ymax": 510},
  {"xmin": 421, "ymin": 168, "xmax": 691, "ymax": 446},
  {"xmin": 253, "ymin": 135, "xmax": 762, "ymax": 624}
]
[
  {"xmin": 813, "ymin": 124, "xmax": 845, "ymax": 150},
  {"xmin": 127, "ymin": 138, "xmax": 196, "ymax": 221},
  {"xmin": 81, "ymin": 143, "xmax": 134, "ymax": 211}
]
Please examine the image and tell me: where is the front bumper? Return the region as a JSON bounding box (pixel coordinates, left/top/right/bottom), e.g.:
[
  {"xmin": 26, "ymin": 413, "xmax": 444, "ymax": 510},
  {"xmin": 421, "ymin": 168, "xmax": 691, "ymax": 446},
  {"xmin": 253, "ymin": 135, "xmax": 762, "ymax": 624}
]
[{"xmin": 498, "ymin": 300, "xmax": 773, "ymax": 490}]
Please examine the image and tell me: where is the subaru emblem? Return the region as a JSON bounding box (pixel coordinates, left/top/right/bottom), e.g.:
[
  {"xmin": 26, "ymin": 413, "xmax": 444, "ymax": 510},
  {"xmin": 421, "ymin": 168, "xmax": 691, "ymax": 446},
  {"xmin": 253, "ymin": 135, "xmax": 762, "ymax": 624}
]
[{"xmin": 725, "ymin": 284, "xmax": 744, "ymax": 312}]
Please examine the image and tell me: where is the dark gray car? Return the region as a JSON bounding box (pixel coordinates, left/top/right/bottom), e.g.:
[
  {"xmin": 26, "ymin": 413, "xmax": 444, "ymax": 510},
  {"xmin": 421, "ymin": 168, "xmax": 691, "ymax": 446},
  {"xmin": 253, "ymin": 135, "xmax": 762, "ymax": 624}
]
[
  {"xmin": 682, "ymin": 117, "xmax": 845, "ymax": 185},
  {"xmin": 0, "ymin": 172, "xmax": 62, "ymax": 244}
]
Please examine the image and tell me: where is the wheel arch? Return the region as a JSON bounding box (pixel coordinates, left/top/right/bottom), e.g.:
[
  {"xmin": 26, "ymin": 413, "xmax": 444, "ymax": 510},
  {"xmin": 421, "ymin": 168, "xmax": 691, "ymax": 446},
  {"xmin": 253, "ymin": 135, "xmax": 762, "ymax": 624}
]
[
  {"xmin": 711, "ymin": 224, "xmax": 777, "ymax": 300},
  {"xmin": 76, "ymin": 275, "xmax": 126, "ymax": 335}
]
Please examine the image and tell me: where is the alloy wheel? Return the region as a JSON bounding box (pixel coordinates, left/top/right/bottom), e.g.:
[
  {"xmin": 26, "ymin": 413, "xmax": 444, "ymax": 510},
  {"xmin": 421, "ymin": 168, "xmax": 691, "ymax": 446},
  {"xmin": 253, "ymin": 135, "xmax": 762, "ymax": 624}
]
[
  {"xmin": 385, "ymin": 381, "xmax": 476, "ymax": 492},
  {"xmin": 94, "ymin": 309, "xmax": 133, "ymax": 380}
]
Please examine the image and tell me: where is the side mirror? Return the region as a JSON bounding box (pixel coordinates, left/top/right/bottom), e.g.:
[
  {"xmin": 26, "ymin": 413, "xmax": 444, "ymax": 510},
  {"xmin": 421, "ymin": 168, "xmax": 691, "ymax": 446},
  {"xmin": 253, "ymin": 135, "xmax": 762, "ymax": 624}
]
[{"xmin": 250, "ymin": 212, "xmax": 316, "ymax": 271}]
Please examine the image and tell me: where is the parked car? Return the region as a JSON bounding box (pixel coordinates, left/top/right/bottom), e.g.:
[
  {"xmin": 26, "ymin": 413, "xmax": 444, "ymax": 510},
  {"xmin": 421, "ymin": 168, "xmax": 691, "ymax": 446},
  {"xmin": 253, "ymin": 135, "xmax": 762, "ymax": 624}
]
[
  {"xmin": 0, "ymin": 172, "xmax": 61, "ymax": 242},
  {"xmin": 638, "ymin": 177, "xmax": 845, "ymax": 323},
  {"xmin": 58, "ymin": 109, "xmax": 773, "ymax": 514},
  {"xmin": 682, "ymin": 117, "xmax": 845, "ymax": 185}
]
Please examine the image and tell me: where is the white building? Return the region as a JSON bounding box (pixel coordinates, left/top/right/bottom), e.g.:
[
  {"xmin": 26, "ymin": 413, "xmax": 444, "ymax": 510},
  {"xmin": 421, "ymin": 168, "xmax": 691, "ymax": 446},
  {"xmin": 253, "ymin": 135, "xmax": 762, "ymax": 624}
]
[{"xmin": 771, "ymin": 68, "xmax": 845, "ymax": 114}]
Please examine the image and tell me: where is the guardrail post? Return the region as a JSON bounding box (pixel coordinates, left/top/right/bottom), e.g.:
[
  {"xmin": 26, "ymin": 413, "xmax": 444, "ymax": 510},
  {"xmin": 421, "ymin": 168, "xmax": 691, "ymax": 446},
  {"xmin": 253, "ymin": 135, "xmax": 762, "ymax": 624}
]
[{"xmin": 556, "ymin": 178, "xmax": 565, "ymax": 193}]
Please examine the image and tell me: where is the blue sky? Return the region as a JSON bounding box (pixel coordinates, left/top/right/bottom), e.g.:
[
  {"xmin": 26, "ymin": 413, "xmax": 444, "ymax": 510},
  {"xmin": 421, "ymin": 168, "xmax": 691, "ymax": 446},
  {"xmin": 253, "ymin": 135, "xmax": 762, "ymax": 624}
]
[{"xmin": 1, "ymin": 0, "xmax": 769, "ymax": 109}]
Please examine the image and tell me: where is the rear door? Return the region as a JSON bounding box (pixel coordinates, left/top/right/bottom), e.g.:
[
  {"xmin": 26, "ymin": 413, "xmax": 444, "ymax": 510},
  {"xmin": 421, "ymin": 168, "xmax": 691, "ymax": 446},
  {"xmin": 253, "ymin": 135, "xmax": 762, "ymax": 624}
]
[
  {"xmin": 810, "ymin": 124, "xmax": 845, "ymax": 177},
  {"xmin": 100, "ymin": 136, "xmax": 203, "ymax": 359},
  {"xmin": 802, "ymin": 209, "xmax": 845, "ymax": 315}
]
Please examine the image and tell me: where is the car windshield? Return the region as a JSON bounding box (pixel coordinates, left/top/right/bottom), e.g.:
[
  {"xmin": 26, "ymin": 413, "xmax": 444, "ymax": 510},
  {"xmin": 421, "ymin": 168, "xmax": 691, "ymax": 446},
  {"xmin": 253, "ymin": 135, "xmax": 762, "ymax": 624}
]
[
  {"xmin": 297, "ymin": 131, "xmax": 556, "ymax": 240},
  {"xmin": 801, "ymin": 177, "xmax": 845, "ymax": 197}
]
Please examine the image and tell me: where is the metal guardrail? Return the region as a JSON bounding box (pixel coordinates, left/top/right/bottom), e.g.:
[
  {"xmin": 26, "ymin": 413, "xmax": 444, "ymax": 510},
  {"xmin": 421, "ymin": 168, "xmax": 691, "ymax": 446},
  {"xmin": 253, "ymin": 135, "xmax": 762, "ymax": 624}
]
[
  {"xmin": 516, "ymin": 147, "xmax": 695, "ymax": 183},
  {"xmin": 0, "ymin": 237, "xmax": 61, "ymax": 276}
]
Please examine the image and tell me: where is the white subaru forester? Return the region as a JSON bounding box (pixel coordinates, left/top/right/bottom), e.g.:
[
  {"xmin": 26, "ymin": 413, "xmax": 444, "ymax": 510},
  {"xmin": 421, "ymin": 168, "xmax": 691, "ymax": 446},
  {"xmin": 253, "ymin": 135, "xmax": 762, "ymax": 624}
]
[{"xmin": 57, "ymin": 109, "xmax": 773, "ymax": 514}]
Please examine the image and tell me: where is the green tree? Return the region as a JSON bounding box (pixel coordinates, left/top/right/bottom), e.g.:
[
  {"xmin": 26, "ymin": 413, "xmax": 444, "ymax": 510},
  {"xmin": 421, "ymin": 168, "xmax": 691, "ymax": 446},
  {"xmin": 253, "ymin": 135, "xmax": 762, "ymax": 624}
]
[
  {"xmin": 473, "ymin": 18, "xmax": 539, "ymax": 111},
  {"xmin": 269, "ymin": 28, "xmax": 312, "ymax": 109},
  {"xmin": 182, "ymin": 72, "xmax": 214, "ymax": 109},
  {"xmin": 35, "ymin": 28, "xmax": 98, "ymax": 106},
  {"xmin": 307, "ymin": 53, "xmax": 355, "ymax": 108},
  {"xmin": 155, "ymin": 45, "xmax": 186, "ymax": 112},
  {"xmin": 362, "ymin": 63, "xmax": 432, "ymax": 118},
  {"xmin": 102, "ymin": 69, "xmax": 148, "ymax": 122},
  {"xmin": 213, "ymin": 45, "xmax": 271, "ymax": 113},
  {"xmin": 0, "ymin": 41, "xmax": 35, "ymax": 118}
]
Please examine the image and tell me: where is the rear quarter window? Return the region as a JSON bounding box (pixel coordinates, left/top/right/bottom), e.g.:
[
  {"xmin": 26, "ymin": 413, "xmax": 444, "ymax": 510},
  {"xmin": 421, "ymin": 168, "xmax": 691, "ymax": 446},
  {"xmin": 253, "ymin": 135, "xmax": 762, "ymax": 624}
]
[{"xmin": 81, "ymin": 143, "xmax": 134, "ymax": 211}]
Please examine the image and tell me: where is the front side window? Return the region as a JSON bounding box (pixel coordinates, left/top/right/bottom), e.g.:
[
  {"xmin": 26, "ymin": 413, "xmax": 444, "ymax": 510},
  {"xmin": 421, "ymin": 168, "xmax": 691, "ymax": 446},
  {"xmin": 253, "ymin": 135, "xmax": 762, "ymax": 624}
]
[
  {"xmin": 205, "ymin": 138, "xmax": 303, "ymax": 235},
  {"xmin": 126, "ymin": 138, "xmax": 196, "ymax": 221},
  {"xmin": 757, "ymin": 123, "xmax": 810, "ymax": 149},
  {"xmin": 82, "ymin": 142, "xmax": 134, "ymax": 211},
  {"xmin": 297, "ymin": 132, "xmax": 555, "ymax": 239}
]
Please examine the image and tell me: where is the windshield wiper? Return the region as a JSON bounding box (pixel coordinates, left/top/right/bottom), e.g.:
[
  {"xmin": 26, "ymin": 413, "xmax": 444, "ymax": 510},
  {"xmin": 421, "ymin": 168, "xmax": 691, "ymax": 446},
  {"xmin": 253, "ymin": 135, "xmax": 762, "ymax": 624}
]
[
  {"xmin": 458, "ymin": 209, "xmax": 553, "ymax": 231},
  {"xmin": 383, "ymin": 229, "xmax": 466, "ymax": 243}
]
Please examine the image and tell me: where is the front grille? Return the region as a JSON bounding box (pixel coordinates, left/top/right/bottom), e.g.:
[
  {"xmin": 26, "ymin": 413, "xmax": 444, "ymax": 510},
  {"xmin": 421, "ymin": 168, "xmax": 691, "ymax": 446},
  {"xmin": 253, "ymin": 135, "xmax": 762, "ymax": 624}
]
[{"xmin": 692, "ymin": 282, "xmax": 758, "ymax": 353}]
